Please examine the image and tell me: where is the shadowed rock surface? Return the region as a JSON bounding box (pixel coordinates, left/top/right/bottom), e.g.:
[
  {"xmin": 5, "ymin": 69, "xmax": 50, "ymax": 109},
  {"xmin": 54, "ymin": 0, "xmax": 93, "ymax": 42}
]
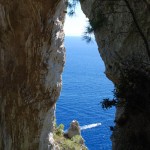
[
  {"xmin": 0, "ymin": 0, "xmax": 66, "ymax": 149},
  {"xmin": 80, "ymin": 0, "xmax": 150, "ymax": 149}
]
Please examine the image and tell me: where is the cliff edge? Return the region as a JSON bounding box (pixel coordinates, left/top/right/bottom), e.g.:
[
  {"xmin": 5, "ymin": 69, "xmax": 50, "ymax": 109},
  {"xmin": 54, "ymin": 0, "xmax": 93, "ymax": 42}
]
[
  {"xmin": 0, "ymin": 0, "xmax": 66, "ymax": 149},
  {"xmin": 81, "ymin": 0, "xmax": 150, "ymax": 149}
]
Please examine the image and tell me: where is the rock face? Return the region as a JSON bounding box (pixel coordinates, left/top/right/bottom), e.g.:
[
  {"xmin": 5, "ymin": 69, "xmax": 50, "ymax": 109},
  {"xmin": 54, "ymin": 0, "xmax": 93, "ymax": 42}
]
[
  {"xmin": 81, "ymin": 0, "xmax": 150, "ymax": 83},
  {"xmin": 81, "ymin": 0, "xmax": 150, "ymax": 149},
  {"xmin": 0, "ymin": 0, "xmax": 66, "ymax": 149}
]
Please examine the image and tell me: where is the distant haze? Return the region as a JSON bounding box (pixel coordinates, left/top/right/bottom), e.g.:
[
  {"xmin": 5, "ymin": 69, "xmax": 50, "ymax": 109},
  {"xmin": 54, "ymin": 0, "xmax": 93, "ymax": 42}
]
[{"xmin": 64, "ymin": 4, "xmax": 88, "ymax": 36}]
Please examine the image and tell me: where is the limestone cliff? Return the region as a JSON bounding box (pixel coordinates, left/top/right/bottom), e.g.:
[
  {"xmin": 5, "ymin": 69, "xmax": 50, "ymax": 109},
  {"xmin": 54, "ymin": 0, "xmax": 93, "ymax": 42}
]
[
  {"xmin": 0, "ymin": 0, "xmax": 66, "ymax": 149},
  {"xmin": 81, "ymin": 0, "xmax": 150, "ymax": 149}
]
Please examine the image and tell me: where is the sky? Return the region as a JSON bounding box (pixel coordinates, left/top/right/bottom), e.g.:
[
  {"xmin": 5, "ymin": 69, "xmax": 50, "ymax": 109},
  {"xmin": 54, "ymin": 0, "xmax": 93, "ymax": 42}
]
[{"xmin": 64, "ymin": 3, "xmax": 88, "ymax": 36}]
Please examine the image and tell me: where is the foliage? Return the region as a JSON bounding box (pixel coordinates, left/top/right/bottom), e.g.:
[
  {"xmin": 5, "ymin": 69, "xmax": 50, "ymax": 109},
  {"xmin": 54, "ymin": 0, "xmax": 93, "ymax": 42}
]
[
  {"xmin": 66, "ymin": 0, "xmax": 108, "ymax": 43},
  {"xmin": 71, "ymin": 135, "xmax": 84, "ymax": 144},
  {"xmin": 82, "ymin": 12, "xmax": 107, "ymax": 43},
  {"xmin": 59, "ymin": 138, "xmax": 87, "ymax": 150},
  {"xmin": 101, "ymin": 59, "xmax": 150, "ymax": 116},
  {"xmin": 66, "ymin": 0, "xmax": 80, "ymax": 16},
  {"xmin": 54, "ymin": 123, "xmax": 87, "ymax": 149},
  {"xmin": 55, "ymin": 124, "xmax": 64, "ymax": 136},
  {"xmin": 116, "ymin": 63, "xmax": 150, "ymax": 114},
  {"xmin": 101, "ymin": 98, "xmax": 117, "ymax": 109},
  {"xmin": 82, "ymin": 23, "xmax": 94, "ymax": 43},
  {"xmin": 54, "ymin": 133, "xmax": 87, "ymax": 150},
  {"xmin": 66, "ymin": 0, "xmax": 94, "ymax": 43}
]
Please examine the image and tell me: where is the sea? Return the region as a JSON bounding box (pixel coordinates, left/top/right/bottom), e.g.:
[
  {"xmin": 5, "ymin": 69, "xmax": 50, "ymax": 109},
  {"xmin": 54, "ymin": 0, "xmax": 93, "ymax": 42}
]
[{"xmin": 56, "ymin": 36, "xmax": 115, "ymax": 150}]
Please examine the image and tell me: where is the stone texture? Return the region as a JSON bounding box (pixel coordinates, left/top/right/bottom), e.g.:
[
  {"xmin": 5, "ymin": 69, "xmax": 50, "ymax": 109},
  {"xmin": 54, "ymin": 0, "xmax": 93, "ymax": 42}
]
[
  {"xmin": 81, "ymin": 0, "xmax": 150, "ymax": 149},
  {"xmin": 67, "ymin": 120, "xmax": 81, "ymax": 139},
  {"xmin": 0, "ymin": 0, "xmax": 67, "ymax": 149},
  {"xmin": 81, "ymin": 0, "xmax": 150, "ymax": 82},
  {"xmin": 47, "ymin": 132, "xmax": 60, "ymax": 150}
]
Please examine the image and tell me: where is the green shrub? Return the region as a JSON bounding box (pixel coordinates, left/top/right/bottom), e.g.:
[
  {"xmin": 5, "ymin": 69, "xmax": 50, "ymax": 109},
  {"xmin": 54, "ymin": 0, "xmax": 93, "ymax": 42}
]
[
  {"xmin": 55, "ymin": 124, "xmax": 64, "ymax": 136},
  {"xmin": 101, "ymin": 59, "xmax": 150, "ymax": 119},
  {"xmin": 71, "ymin": 135, "xmax": 84, "ymax": 144}
]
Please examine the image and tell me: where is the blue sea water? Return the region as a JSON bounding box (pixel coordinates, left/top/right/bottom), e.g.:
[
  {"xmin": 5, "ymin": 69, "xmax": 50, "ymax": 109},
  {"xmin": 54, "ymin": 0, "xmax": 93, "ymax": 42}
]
[{"xmin": 56, "ymin": 36, "xmax": 115, "ymax": 150}]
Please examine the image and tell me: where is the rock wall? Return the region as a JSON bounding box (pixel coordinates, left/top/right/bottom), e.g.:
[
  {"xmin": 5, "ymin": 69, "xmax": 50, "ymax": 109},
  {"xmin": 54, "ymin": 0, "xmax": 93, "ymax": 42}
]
[
  {"xmin": 0, "ymin": 0, "xmax": 66, "ymax": 149},
  {"xmin": 81, "ymin": 0, "xmax": 150, "ymax": 149},
  {"xmin": 81, "ymin": 0, "xmax": 150, "ymax": 82}
]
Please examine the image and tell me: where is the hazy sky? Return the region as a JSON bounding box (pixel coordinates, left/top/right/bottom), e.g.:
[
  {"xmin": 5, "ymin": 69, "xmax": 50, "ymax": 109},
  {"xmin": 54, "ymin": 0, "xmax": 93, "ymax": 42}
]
[{"xmin": 64, "ymin": 4, "xmax": 88, "ymax": 36}]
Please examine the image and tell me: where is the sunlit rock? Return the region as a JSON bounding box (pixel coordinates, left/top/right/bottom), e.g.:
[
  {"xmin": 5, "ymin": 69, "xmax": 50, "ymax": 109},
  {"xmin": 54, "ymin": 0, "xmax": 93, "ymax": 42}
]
[
  {"xmin": 67, "ymin": 120, "xmax": 81, "ymax": 139},
  {"xmin": 0, "ymin": 0, "xmax": 67, "ymax": 149}
]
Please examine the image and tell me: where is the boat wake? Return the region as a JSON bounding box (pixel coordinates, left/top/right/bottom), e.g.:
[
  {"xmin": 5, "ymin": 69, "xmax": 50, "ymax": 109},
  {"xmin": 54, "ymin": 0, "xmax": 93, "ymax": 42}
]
[{"xmin": 80, "ymin": 123, "xmax": 102, "ymax": 130}]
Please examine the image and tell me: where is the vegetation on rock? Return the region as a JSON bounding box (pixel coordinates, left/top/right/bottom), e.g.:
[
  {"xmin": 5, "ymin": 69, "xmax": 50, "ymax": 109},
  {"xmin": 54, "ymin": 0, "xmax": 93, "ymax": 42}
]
[
  {"xmin": 54, "ymin": 123, "xmax": 87, "ymax": 150},
  {"xmin": 101, "ymin": 57, "xmax": 150, "ymax": 149},
  {"xmin": 101, "ymin": 58, "xmax": 150, "ymax": 116}
]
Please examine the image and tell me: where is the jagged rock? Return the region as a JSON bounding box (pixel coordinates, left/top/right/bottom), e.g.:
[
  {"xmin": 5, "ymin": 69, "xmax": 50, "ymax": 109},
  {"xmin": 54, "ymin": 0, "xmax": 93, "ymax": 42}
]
[
  {"xmin": 0, "ymin": 0, "xmax": 67, "ymax": 149},
  {"xmin": 48, "ymin": 132, "xmax": 60, "ymax": 150},
  {"xmin": 67, "ymin": 120, "xmax": 81, "ymax": 139},
  {"xmin": 80, "ymin": 0, "xmax": 150, "ymax": 150},
  {"xmin": 81, "ymin": 0, "xmax": 150, "ymax": 83}
]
